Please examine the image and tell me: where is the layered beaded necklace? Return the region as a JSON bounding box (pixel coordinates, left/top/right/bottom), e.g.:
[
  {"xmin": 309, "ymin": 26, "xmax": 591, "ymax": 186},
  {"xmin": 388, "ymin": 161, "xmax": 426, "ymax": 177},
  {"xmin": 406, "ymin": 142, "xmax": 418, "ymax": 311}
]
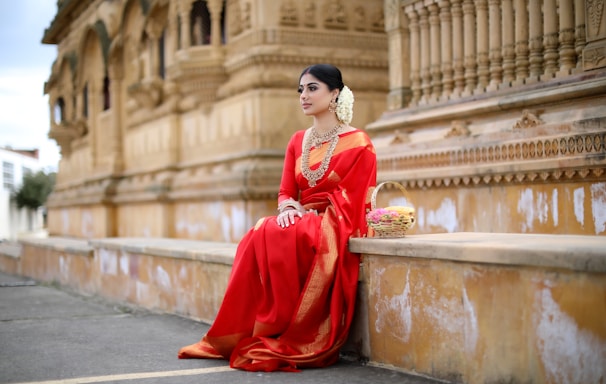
[{"xmin": 301, "ymin": 124, "xmax": 342, "ymax": 187}]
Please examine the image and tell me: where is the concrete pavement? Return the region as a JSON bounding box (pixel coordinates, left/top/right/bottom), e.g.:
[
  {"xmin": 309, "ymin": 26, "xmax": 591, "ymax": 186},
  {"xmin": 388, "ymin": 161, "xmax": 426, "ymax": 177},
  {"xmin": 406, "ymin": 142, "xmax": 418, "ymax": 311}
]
[{"xmin": 0, "ymin": 271, "xmax": 442, "ymax": 384}]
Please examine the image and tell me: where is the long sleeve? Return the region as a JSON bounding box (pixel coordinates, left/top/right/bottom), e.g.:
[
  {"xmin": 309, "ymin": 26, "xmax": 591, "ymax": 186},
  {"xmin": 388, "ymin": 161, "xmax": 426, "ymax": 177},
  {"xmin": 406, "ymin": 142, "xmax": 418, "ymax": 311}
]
[{"xmin": 278, "ymin": 132, "xmax": 301, "ymax": 204}]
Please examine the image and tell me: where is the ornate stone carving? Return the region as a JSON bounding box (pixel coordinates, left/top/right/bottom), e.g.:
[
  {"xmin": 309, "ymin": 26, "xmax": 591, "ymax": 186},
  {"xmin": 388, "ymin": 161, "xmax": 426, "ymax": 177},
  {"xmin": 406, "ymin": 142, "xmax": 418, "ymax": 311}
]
[
  {"xmin": 389, "ymin": 130, "xmax": 410, "ymax": 145},
  {"xmin": 228, "ymin": 0, "xmax": 251, "ymax": 36},
  {"xmin": 242, "ymin": 2, "xmax": 251, "ymax": 30},
  {"xmin": 145, "ymin": 18, "xmax": 165, "ymax": 40},
  {"xmin": 48, "ymin": 122, "xmax": 80, "ymax": 156},
  {"xmin": 371, "ymin": 8, "xmax": 385, "ymax": 32},
  {"xmin": 280, "ymin": 0, "xmax": 299, "ymax": 26},
  {"xmin": 73, "ymin": 117, "xmax": 89, "ymax": 137},
  {"xmin": 384, "ymin": 0, "xmax": 399, "ymax": 31},
  {"xmin": 514, "ymin": 109, "xmax": 543, "ymax": 129},
  {"xmin": 588, "ymin": 0, "xmax": 605, "ymax": 34},
  {"xmin": 324, "ymin": 0, "xmax": 347, "ymax": 29},
  {"xmin": 353, "ymin": 6, "xmax": 366, "ymax": 31},
  {"xmin": 127, "ymin": 78, "xmax": 164, "ymax": 109},
  {"xmin": 304, "ymin": 1, "xmax": 316, "ymax": 27},
  {"xmin": 228, "ymin": 0, "xmax": 242, "ymax": 37},
  {"xmin": 584, "ymin": 46, "xmax": 606, "ymax": 69},
  {"xmin": 445, "ymin": 120, "xmax": 471, "ymax": 138}
]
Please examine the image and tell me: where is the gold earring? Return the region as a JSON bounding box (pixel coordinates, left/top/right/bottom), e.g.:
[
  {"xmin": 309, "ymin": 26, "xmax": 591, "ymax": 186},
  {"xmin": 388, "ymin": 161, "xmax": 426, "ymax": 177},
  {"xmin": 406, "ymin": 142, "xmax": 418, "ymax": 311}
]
[{"xmin": 328, "ymin": 99, "xmax": 337, "ymax": 113}]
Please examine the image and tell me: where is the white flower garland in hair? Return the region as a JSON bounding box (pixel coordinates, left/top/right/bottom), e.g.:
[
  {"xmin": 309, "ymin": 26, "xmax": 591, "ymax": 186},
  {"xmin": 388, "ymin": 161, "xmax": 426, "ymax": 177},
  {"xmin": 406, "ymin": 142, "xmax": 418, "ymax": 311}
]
[{"xmin": 335, "ymin": 85, "xmax": 354, "ymax": 125}]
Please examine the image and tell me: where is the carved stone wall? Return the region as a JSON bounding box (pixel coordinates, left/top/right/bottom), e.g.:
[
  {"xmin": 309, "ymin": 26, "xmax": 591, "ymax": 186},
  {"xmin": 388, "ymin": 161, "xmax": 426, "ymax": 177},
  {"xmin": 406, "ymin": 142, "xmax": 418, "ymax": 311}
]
[
  {"xmin": 43, "ymin": 0, "xmax": 605, "ymax": 239},
  {"xmin": 42, "ymin": 0, "xmax": 389, "ymax": 241},
  {"xmin": 584, "ymin": 0, "xmax": 606, "ymax": 70},
  {"xmin": 370, "ymin": 0, "xmax": 606, "ymax": 236}
]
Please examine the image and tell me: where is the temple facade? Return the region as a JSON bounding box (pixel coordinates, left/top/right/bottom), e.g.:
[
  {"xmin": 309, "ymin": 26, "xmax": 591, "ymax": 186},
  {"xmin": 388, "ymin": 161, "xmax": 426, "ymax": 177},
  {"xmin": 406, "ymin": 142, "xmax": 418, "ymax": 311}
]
[
  {"xmin": 43, "ymin": 0, "xmax": 606, "ymax": 241},
  {"xmin": 370, "ymin": 0, "xmax": 606, "ymax": 236}
]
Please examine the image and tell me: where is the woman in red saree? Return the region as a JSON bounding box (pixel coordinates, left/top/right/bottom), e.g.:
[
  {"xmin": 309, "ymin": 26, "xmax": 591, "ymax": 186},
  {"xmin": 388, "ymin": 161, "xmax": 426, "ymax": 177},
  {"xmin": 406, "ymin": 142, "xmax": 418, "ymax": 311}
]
[{"xmin": 178, "ymin": 64, "xmax": 377, "ymax": 372}]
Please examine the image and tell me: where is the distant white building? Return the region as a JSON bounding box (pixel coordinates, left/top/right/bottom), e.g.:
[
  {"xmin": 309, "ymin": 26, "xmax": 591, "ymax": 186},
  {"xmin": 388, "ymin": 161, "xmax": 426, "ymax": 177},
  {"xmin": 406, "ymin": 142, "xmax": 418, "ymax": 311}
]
[{"xmin": 0, "ymin": 147, "xmax": 44, "ymax": 241}]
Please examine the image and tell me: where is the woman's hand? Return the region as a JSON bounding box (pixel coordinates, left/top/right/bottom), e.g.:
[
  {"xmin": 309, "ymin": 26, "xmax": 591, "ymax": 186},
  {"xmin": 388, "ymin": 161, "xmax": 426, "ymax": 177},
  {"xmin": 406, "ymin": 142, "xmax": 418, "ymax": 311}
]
[{"xmin": 277, "ymin": 208, "xmax": 303, "ymax": 228}]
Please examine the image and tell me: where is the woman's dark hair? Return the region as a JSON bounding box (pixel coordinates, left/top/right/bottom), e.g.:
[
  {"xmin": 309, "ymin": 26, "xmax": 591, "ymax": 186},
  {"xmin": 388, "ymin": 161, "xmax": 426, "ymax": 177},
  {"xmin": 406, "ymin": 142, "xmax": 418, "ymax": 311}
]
[{"xmin": 299, "ymin": 64, "xmax": 344, "ymax": 91}]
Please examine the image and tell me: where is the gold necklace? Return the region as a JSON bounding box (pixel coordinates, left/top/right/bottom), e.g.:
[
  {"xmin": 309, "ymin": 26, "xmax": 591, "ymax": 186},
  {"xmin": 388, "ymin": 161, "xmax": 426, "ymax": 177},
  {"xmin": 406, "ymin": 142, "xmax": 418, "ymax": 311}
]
[
  {"xmin": 301, "ymin": 124, "xmax": 342, "ymax": 187},
  {"xmin": 309, "ymin": 124, "xmax": 341, "ymax": 148}
]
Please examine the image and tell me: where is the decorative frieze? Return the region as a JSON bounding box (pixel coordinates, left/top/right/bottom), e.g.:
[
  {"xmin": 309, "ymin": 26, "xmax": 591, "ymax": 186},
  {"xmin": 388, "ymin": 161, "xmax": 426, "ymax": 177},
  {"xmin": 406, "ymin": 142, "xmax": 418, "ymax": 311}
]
[
  {"xmin": 228, "ymin": 28, "xmax": 387, "ymax": 52},
  {"xmin": 275, "ymin": 0, "xmax": 383, "ymax": 32},
  {"xmin": 378, "ymin": 129, "xmax": 606, "ymax": 189}
]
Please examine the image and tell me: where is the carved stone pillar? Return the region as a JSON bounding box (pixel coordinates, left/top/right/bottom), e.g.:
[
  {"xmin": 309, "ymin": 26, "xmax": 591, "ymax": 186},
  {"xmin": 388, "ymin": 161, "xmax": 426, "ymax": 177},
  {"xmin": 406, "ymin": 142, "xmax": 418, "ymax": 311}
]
[
  {"xmin": 418, "ymin": 5, "xmax": 431, "ymax": 103},
  {"xmin": 501, "ymin": 0, "xmax": 515, "ymax": 83},
  {"xmin": 207, "ymin": 0, "xmax": 223, "ymax": 47},
  {"xmin": 108, "ymin": 60, "xmax": 124, "ymax": 172},
  {"xmin": 583, "ymin": 0, "xmax": 606, "ymax": 70},
  {"xmin": 180, "ymin": 2, "xmax": 191, "ymax": 50},
  {"xmin": 385, "ymin": 0, "xmax": 411, "ymax": 110},
  {"xmin": 439, "ymin": 0, "xmax": 453, "ymax": 97},
  {"xmin": 428, "ymin": 3, "xmax": 442, "ymax": 99},
  {"xmin": 488, "ymin": 0, "xmax": 502, "ymax": 88},
  {"xmin": 405, "ymin": 5, "xmax": 422, "ymax": 105},
  {"xmin": 558, "ymin": 0, "xmax": 576, "ymax": 72},
  {"xmin": 476, "ymin": 0, "xmax": 489, "ymax": 89},
  {"xmin": 146, "ymin": 20, "xmax": 163, "ymax": 79},
  {"xmin": 543, "ymin": 0, "xmax": 559, "ymax": 75},
  {"xmin": 167, "ymin": 1, "xmax": 179, "ymax": 60},
  {"xmin": 451, "ymin": 0, "xmax": 465, "ymax": 94},
  {"xmin": 88, "ymin": 79, "xmax": 98, "ymax": 167},
  {"xmin": 528, "ymin": 0, "xmax": 544, "ymax": 78},
  {"xmin": 462, "ymin": 0, "xmax": 477, "ymax": 93},
  {"xmin": 514, "ymin": 0, "xmax": 529, "ymax": 81},
  {"xmin": 574, "ymin": 0, "xmax": 586, "ymax": 69}
]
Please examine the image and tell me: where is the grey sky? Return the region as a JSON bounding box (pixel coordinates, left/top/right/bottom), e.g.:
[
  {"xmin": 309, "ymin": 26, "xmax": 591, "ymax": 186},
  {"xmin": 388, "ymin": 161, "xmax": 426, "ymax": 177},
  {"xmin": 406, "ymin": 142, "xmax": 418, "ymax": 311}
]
[{"xmin": 0, "ymin": 0, "xmax": 59, "ymax": 169}]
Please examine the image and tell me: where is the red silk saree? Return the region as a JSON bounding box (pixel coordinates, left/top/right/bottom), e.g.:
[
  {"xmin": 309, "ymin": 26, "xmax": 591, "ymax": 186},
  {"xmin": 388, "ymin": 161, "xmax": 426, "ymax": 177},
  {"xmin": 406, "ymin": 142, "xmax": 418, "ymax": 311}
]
[{"xmin": 178, "ymin": 129, "xmax": 377, "ymax": 371}]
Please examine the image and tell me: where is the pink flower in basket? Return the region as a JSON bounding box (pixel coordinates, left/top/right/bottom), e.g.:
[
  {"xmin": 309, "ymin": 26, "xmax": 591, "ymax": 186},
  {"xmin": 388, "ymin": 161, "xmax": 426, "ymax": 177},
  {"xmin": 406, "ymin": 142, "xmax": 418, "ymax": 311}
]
[{"xmin": 366, "ymin": 208, "xmax": 400, "ymax": 224}]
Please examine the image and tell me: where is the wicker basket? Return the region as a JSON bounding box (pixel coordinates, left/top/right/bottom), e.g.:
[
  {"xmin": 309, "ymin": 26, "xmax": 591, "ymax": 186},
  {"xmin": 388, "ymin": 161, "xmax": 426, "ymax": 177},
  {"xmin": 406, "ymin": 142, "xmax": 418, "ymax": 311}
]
[{"xmin": 366, "ymin": 181, "xmax": 415, "ymax": 238}]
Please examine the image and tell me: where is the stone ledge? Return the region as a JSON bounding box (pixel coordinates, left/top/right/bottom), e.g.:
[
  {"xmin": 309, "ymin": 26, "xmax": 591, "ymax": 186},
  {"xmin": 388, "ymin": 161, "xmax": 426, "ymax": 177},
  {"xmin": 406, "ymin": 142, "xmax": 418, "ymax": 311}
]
[
  {"xmin": 20, "ymin": 237, "xmax": 93, "ymax": 256},
  {"xmin": 350, "ymin": 232, "xmax": 606, "ymax": 272},
  {"xmin": 89, "ymin": 238, "xmax": 237, "ymax": 265},
  {"xmin": 368, "ymin": 73, "xmax": 606, "ymax": 132},
  {"xmin": 0, "ymin": 242, "xmax": 22, "ymax": 258},
  {"xmin": 11, "ymin": 237, "xmax": 237, "ymax": 266}
]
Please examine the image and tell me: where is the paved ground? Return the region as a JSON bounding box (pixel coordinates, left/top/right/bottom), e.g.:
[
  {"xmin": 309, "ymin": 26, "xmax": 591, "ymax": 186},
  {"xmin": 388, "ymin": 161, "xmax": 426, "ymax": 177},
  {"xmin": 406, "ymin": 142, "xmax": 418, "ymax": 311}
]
[{"xmin": 0, "ymin": 271, "xmax": 443, "ymax": 384}]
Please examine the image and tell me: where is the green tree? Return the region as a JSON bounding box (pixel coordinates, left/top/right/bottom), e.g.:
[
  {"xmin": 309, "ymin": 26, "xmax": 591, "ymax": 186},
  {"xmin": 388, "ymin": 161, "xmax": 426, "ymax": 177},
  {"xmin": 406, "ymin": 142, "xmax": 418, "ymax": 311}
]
[{"xmin": 13, "ymin": 170, "xmax": 56, "ymax": 210}]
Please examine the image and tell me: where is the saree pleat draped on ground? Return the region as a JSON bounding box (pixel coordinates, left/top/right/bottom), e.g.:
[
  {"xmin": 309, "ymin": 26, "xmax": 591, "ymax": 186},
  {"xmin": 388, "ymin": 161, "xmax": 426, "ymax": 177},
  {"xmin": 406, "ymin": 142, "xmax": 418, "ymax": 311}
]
[{"xmin": 178, "ymin": 130, "xmax": 377, "ymax": 371}]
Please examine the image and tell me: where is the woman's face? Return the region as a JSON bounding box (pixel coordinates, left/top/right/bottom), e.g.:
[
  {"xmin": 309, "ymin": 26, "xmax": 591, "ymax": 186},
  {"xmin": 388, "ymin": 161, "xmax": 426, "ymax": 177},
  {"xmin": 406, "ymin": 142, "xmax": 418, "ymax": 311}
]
[{"xmin": 298, "ymin": 73, "xmax": 338, "ymax": 118}]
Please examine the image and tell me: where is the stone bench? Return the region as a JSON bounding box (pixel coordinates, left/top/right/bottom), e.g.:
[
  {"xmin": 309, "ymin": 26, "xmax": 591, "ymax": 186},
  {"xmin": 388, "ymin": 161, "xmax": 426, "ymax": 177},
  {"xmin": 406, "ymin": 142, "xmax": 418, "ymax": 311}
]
[
  {"xmin": 1, "ymin": 233, "xmax": 604, "ymax": 384},
  {"xmin": 0, "ymin": 237, "xmax": 237, "ymax": 325},
  {"xmin": 349, "ymin": 233, "xmax": 606, "ymax": 384}
]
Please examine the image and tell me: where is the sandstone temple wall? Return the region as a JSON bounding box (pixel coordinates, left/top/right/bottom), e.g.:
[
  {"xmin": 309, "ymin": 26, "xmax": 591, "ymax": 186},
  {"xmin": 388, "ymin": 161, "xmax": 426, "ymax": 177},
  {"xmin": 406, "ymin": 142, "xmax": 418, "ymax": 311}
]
[{"xmin": 42, "ymin": 0, "xmax": 605, "ymax": 240}]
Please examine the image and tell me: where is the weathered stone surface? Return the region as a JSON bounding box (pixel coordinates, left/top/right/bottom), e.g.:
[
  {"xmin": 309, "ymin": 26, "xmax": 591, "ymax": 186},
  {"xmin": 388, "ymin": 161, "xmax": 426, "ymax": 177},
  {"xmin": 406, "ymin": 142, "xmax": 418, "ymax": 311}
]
[{"xmin": 351, "ymin": 233, "xmax": 606, "ymax": 383}]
